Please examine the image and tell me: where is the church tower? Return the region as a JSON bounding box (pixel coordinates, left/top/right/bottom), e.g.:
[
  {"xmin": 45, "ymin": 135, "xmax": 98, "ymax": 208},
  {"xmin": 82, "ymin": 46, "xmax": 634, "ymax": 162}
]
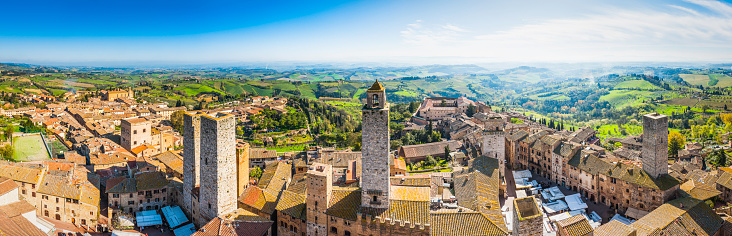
[{"xmin": 361, "ymin": 80, "xmax": 390, "ymax": 209}]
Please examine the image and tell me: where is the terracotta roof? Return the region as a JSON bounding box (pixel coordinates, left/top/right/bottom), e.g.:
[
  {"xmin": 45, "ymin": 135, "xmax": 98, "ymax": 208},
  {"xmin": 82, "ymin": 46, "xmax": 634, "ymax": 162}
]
[
  {"xmin": 275, "ymin": 190, "xmax": 306, "ymax": 220},
  {"xmin": 0, "ymin": 163, "xmax": 42, "ymax": 183},
  {"xmin": 553, "ymin": 142, "xmax": 579, "ymax": 157},
  {"xmin": 106, "ymin": 176, "xmax": 136, "ymax": 193},
  {"xmin": 37, "ymin": 174, "xmax": 80, "ymax": 199},
  {"xmin": 556, "ymin": 215, "xmax": 593, "ymax": 236},
  {"xmin": 524, "ymin": 131, "xmax": 548, "ymax": 144},
  {"xmin": 249, "ymin": 149, "xmax": 278, "ymax": 160},
  {"xmin": 390, "ymin": 186, "xmax": 430, "ymax": 201},
  {"xmin": 399, "ymin": 140, "xmax": 461, "ymax": 159},
  {"xmin": 717, "ymin": 170, "xmax": 732, "ymax": 190},
  {"xmin": 90, "ymin": 152, "xmax": 136, "ymax": 165},
  {"xmin": 367, "ymin": 80, "xmax": 385, "ymax": 91},
  {"xmin": 316, "ymin": 150, "xmax": 361, "ymax": 168},
  {"xmin": 237, "ymin": 186, "xmax": 279, "ymax": 215},
  {"xmin": 570, "ymin": 127, "xmax": 595, "ymax": 143},
  {"xmin": 325, "ymin": 187, "xmax": 361, "ymax": 221},
  {"xmin": 130, "ymin": 145, "xmax": 149, "ymax": 155},
  {"xmin": 593, "ymin": 220, "xmax": 636, "ymax": 236},
  {"xmin": 0, "ymin": 177, "xmax": 18, "ymax": 197},
  {"xmin": 79, "ymin": 181, "xmax": 100, "ymax": 207},
  {"xmin": 680, "ymin": 179, "xmax": 721, "ymax": 201},
  {"xmin": 0, "ymin": 201, "xmax": 36, "ymax": 217},
  {"xmin": 430, "ymin": 212, "xmax": 507, "ymax": 236},
  {"xmin": 453, "ymin": 156, "xmax": 506, "ymax": 233},
  {"xmin": 507, "ymin": 130, "xmax": 529, "ymax": 142},
  {"xmin": 631, "ymin": 197, "xmax": 723, "ymax": 236},
  {"xmin": 390, "ymin": 176, "xmax": 431, "ymax": 186},
  {"xmin": 286, "ymin": 173, "xmax": 307, "ymax": 194},
  {"xmin": 193, "ymin": 210, "xmax": 272, "ymax": 236},
  {"xmin": 360, "ymin": 200, "xmax": 430, "ymax": 226},
  {"xmin": 135, "ymin": 171, "xmax": 169, "ymax": 191},
  {"xmin": 257, "ymin": 162, "xmax": 291, "ymax": 192},
  {"xmin": 154, "ymin": 151, "xmax": 183, "ymax": 175},
  {"xmin": 0, "ymin": 202, "xmax": 47, "ymax": 236},
  {"xmin": 567, "ymin": 151, "xmax": 613, "ymax": 175}
]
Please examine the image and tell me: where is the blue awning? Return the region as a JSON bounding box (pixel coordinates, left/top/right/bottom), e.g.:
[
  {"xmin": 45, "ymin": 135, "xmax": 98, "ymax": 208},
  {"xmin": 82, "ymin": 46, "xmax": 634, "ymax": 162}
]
[
  {"xmin": 136, "ymin": 210, "xmax": 162, "ymax": 227},
  {"xmin": 173, "ymin": 223, "xmax": 196, "ymax": 236},
  {"xmin": 162, "ymin": 205, "xmax": 189, "ymax": 228}
]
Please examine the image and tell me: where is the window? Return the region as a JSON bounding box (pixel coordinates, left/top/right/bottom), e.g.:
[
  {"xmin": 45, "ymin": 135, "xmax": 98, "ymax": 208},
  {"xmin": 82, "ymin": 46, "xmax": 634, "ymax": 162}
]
[
  {"xmin": 315, "ymin": 201, "xmax": 318, "ymax": 207},
  {"xmin": 112, "ymin": 194, "xmax": 119, "ymax": 198},
  {"xmin": 373, "ymin": 196, "xmax": 378, "ymax": 202},
  {"xmin": 155, "ymin": 198, "xmax": 160, "ymax": 202},
  {"xmin": 128, "ymin": 201, "xmax": 134, "ymax": 205},
  {"xmin": 129, "ymin": 193, "xmax": 133, "ymax": 198},
  {"xmin": 134, "ymin": 130, "xmax": 137, "ymax": 134},
  {"xmin": 345, "ymin": 231, "xmax": 351, "ymax": 236},
  {"xmin": 56, "ymin": 198, "xmax": 59, "ymax": 203},
  {"xmin": 32, "ymin": 184, "xmax": 35, "ymax": 188},
  {"xmin": 138, "ymin": 192, "xmax": 144, "ymax": 196},
  {"xmin": 143, "ymin": 129, "xmax": 146, "ymax": 133},
  {"xmin": 626, "ymin": 189, "xmax": 629, "ymax": 193},
  {"xmin": 372, "ymin": 94, "xmax": 379, "ymax": 106},
  {"xmin": 90, "ymin": 212, "xmax": 93, "ymax": 216},
  {"xmin": 32, "ymin": 192, "xmax": 36, "ymax": 197},
  {"xmin": 56, "ymin": 207, "xmax": 59, "ymax": 212},
  {"xmin": 331, "ymin": 227, "xmax": 338, "ymax": 234},
  {"xmin": 22, "ymin": 189, "xmax": 26, "ymax": 194},
  {"xmin": 139, "ymin": 200, "xmax": 142, "ymax": 204},
  {"xmin": 208, "ymin": 203, "xmax": 211, "ymax": 209},
  {"xmin": 154, "ymin": 190, "xmax": 159, "ymax": 194},
  {"xmin": 162, "ymin": 188, "xmax": 167, "ymax": 193}
]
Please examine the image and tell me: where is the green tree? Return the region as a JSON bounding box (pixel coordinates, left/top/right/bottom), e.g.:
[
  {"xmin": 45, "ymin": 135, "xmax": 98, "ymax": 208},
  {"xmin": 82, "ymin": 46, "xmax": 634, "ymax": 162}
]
[
  {"xmin": 444, "ymin": 145, "xmax": 451, "ymax": 162},
  {"xmin": 170, "ymin": 110, "xmax": 186, "ymax": 134},
  {"xmin": 4, "ymin": 125, "xmax": 13, "ymax": 141},
  {"xmin": 466, "ymin": 104, "xmax": 476, "ymax": 117},
  {"xmin": 668, "ymin": 131, "xmax": 685, "ymax": 158},
  {"xmin": 711, "ymin": 149, "xmax": 728, "ymax": 167},
  {"xmin": 427, "ymin": 121, "xmax": 433, "ymax": 134},
  {"xmin": 702, "ymin": 104, "xmax": 710, "ymax": 113},
  {"xmin": 175, "ymin": 100, "xmax": 182, "ymax": 107},
  {"xmin": 0, "ymin": 144, "xmax": 13, "ymax": 159},
  {"xmin": 425, "ymin": 155, "xmax": 437, "ymax": 168},
  {"xmin": 249, "ymin": 167, "xmax": 263, "ymax": 179}
]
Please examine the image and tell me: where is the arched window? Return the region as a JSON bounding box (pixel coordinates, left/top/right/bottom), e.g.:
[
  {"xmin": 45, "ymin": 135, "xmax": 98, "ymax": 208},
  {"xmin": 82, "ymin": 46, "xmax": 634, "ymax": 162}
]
[
  {"xmin": 134, "ymin": 130, "xmax": 137, "ymax": 134},
  {"xmin": 372, "ymin": 94, "xmax": 379, "ymax": 106}
]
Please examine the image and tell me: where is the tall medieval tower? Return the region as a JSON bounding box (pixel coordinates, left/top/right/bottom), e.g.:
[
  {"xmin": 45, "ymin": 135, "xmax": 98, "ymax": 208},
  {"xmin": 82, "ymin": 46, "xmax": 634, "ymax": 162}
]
[
  {"xmin": 199, "ymin": 113, "xmax": 237, "ymax": 224},
  {"xmin": 483, "ymin": 115, "xmax": 506, "ymax": 178},
  {"xmin": 182, "ymin": 112, "xmax": 237, "ymax": 226},
  {"xmin": 360, "ymin": 80, "xmax": 390, "ymax": 209},
  {"xmin": 642, "ymin": 113, "xmax": 668, "ymax": 179},
  {"xmin": 182, "ymin": 112, "xmax": 203, "ymax": 218}
]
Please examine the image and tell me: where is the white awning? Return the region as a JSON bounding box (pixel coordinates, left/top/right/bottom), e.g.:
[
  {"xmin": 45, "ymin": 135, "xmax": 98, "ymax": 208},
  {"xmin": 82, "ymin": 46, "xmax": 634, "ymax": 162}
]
[{"xmin": 565, "ymin": 194, "xmax": 588, "ymax": 211}]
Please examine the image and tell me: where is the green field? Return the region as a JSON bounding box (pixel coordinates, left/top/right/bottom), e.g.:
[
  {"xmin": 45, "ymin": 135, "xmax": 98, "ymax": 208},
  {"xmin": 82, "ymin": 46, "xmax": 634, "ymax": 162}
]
[
  {"xmin": 681, "ymin": 74, "xmax": 732, "ymax": 87},
  {"xmin": 12, "ymin": 134, "xmax": 50, "ymax": 161},
  {"xmin": 614, "ymin": 80, "xmax": 661, "ymax": 90},
  {"xmin": 174, "ymin": 84, "xmax": 224, "ymax": 96},
  {"xmin": 599, "ymin": 90, "xmax": 653, "ymax": 108}
]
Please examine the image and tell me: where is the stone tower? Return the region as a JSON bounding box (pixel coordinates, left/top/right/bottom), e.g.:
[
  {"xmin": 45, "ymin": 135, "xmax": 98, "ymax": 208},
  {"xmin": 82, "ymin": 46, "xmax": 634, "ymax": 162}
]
[
  {"xmin": 513, "ymin": 196, "xmax": 543, "ymax": 236},
  {"xmin": 483, "ymin": 115, "xmax": 506, "ymax": 178},
  {"xmin": 306, "ymin": 163, "xmax": 332, "ymax": 236},
  {"xmin": 199, "ymin": 113, "xmax": 237, "ymax": 224},
  {"xmin": 642, "ymin": 113, "xmax": 668, "ymax": 179},
  {"xmin": 236, "ymin": 142, "xmax": 250, "ymax": 197},
  {"xmin": 360, "ymin": 80, "xmax": 390, "ymax": 209},
  {"xmin": 182, "ymin": 112, "xmax": 203, "ymax": 217}
]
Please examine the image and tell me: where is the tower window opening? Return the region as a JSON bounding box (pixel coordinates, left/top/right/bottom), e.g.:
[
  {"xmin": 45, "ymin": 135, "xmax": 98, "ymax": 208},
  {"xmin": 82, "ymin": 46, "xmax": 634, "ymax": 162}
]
[{"xmin": 372, "ymin": 94, "xmax": 379, "ymax": 107}]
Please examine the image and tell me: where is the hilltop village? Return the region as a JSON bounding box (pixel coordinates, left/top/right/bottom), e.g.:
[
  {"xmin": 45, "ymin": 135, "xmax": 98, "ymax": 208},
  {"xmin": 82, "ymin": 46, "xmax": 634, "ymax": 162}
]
[{"xmin": 0, "ymin": 81, "xmax": 732, "ymax": 236}]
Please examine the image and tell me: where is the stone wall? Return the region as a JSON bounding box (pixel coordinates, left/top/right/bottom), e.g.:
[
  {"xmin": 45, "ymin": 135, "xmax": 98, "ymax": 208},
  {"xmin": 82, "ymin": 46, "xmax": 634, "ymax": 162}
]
[
  {"xmin": 360, "ymin": 106, "xmax": 390, "ymax": 209},
  {"xmin": 199, "ymin": 113, "xmax": 237, "ymax": 223},
  {"xmin": 642, "ymin": 113, "xmax": 668, "ymax": 179}
]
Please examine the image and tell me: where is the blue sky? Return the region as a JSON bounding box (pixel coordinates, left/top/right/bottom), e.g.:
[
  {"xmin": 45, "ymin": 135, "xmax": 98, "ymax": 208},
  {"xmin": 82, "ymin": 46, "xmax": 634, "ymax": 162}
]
[{"xmin": 1, "ymin": 0, "xmax": 732, "ymax": 64}]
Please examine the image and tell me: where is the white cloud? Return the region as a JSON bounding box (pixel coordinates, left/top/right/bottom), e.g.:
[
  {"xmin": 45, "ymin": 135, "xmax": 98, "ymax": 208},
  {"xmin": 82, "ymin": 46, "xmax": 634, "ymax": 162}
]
[{"xmin": 398, "ymin": 0, "xmax": 732, "ymax": 62}]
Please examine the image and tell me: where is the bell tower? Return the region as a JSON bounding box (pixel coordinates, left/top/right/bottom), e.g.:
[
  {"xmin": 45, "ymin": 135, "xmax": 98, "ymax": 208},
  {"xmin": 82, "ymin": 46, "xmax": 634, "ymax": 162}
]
[{"xmin": 361, "ymin": 80, "xmax": 390, "ymax": 209}]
